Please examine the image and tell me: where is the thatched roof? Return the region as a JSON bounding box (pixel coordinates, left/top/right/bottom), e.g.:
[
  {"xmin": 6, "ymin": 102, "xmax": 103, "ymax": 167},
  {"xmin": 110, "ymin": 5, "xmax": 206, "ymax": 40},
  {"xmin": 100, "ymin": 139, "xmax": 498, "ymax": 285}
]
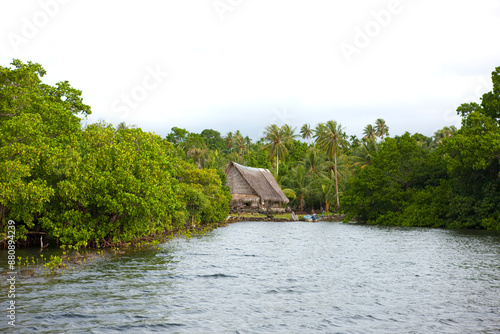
[{"xmin": 225, "ymin": 161, "xmax": 289, "ymax": 204}]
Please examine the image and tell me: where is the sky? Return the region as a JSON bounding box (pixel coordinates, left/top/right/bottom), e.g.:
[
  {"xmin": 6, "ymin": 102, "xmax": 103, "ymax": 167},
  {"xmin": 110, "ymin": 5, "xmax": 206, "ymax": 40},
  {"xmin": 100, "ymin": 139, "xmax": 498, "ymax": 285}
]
[{"xmin": 1, "ymin": 0, "xmax": 499, "ymax": 141}]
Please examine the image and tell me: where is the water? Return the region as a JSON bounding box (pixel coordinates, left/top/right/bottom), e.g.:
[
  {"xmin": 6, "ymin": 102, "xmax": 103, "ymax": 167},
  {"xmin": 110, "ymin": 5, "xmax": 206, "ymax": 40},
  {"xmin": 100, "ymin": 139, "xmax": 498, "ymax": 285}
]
[{"xmin": 1, "ymin": 221, "xmax": 500, "ymax": 333}]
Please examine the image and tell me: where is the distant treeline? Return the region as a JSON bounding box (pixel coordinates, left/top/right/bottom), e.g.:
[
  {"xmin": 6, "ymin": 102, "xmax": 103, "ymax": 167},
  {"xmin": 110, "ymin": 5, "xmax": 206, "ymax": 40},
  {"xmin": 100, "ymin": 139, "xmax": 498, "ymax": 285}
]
[
  {"xmin": 162, "ymin": 66, "xmax": 500, "ymax": 231},
  {"xmin": 1, "ymin": 61, "xmax": 499, "ymax": 250}
]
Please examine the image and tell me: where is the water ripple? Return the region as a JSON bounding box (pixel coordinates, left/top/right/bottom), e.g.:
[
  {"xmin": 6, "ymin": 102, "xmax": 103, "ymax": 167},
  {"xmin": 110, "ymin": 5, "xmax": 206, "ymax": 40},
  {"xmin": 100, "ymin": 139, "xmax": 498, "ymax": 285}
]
[{"xmin": 2, "ymin": 222, "xmax": 500, "ymax": 333}]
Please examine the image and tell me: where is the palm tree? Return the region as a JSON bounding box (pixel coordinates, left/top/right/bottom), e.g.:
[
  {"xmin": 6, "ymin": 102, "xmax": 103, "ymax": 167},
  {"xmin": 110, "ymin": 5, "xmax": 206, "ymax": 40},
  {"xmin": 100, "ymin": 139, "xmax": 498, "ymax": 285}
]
[
  {"xmin": 187, "ymin": 147, "xmax": 206, "ymax": 169},
  {"xmin": 375, "ymin": 118, "xmax": 389, "ymax": 140},
  {"xmin": 441, "ymin": 125, "xmax": 457, "ymax": 139},
  {"xmin": 298, "ymin": 147, "xmax": 324, "ymax": 177},
  {"xmin": 349, "ymin": 137, "xmax": 378, "ymax": 170},
  {"xmin": 263, "ymin": 124, "xmax": 292, "ymax": 177},
  {"xmin": 225, "ymin": 132, "xmax": 234, "ymax": 153},
  {"xmin": 321, "ymin": 183, "xmax": 336, "ymax": 214},
  {"xmin": 320, "ymin": 155, "xmax": 349, "ymax": 189},
  {"xmin": 116, "ymin": 121, "xmax": 129, "ymax": 130},
  {"xmin": 300, "ymin": 124, "xmax": 312, "ymax": 143},
  {"xmin": 203, "ymin": 150, "xmax": 227, "ymax": 170},
  {"xmin": 314, "ymin": 120, "xmax": 348, "ymax": 211},
  {"xmin": 433, "ymin": 125, "xmax": 457, "ymax": 146},
  {"xmin": 448, "ymin": 125, "xmax": 458, "ymax": 136},
  {"xmin": 281, "ymin": 165, "xmax": 312, "ymax": 212},
  {"xmin": 282, "ymin": 124, "xmax": 297, "ymax": 139},
  {"xmin": 363, "ymin": 124, "xmax": 377, "ymax": 140},
  {"xmin": 349, "ymin": 135, "xmax": 361, "ymax": 149},
  {"xmin": 228, "ymin": 151, "xmax": 246, "ymax": 165},
  {"xmin": 244, "ymin": 136, "xmax": 252, "ymax": 149},
  {"xmin": 433, "ymin": 129, "xmax": 445, "ymax": 145},
  {"xmin": 234, "ymin": 130, "xmax": 246, "ymax": 154},
  {"xmin": 318, "ymin": 156, "xmax": 349, "ymax": 213},
  {"xmin": 281, "ymin": 188, "xmax": 297, "ymax": 201}
]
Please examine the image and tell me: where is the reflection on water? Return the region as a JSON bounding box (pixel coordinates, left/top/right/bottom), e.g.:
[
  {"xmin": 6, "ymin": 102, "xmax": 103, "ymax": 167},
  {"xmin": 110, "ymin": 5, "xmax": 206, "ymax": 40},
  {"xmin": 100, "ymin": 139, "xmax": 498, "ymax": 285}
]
[{"xmin": 1, "ymin": 222, "xmax": 500, "ymax": 333}]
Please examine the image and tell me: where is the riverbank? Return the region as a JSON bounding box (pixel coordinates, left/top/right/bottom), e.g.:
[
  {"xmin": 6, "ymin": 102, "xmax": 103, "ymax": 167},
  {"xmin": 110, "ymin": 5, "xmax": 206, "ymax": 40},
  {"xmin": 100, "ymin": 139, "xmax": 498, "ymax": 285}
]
[
  {"xmin": 2, "ymin": 221, "xmax": 223, "ymax": 278},
  {"xmin": 225, "ymin": 213, "xmax": 347, "ymax": 223}
]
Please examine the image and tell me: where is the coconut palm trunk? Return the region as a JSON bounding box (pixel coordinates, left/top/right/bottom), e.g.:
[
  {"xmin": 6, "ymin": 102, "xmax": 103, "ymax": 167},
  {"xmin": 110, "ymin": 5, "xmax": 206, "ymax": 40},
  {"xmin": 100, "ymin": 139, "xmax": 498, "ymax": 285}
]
[
  {"xmin": 314, "ymin": 120, "xmax": 347, "ymax": 212},
  {"xmin": 263, "ymin": 124, "xmax": 295, "ymax": 177},
  {"xmin": 276, "ymin": 147, "xmax": 279, "ymax": 176},
  {"xmin": 334, "ymin": 151, "xmax": 339, "ymax": 210}
]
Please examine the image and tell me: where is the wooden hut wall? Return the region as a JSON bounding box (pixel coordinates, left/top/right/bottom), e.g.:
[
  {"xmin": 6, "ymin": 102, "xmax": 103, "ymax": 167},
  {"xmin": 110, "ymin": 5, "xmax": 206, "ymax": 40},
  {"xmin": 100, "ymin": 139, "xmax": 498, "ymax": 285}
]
[
  {"xmin": 230, "ymin": 194, "xmax": 261, "ymax": 208},
  {"xmin": 226, "ymin": 166, "xmax": 257, "ymax": 196},
  {"xmin": 225, "ymin": 161, "xmax": 289, "ymax": 213}
]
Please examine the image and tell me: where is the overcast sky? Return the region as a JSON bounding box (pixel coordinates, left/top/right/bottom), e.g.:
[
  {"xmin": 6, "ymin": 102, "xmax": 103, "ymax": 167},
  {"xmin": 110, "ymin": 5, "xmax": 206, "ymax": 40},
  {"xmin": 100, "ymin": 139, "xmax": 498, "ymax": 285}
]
[{"xmin": 1, "ymin": 0, "xmax": 499, "ymax": 140}]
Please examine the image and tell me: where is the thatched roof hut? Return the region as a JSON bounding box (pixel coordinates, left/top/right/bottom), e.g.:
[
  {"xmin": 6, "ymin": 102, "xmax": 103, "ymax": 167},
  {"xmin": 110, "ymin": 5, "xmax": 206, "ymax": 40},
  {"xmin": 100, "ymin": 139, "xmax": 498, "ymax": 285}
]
[{"xmin": 225, "ymin": 161, "xmax": 289, "ymax": 213}]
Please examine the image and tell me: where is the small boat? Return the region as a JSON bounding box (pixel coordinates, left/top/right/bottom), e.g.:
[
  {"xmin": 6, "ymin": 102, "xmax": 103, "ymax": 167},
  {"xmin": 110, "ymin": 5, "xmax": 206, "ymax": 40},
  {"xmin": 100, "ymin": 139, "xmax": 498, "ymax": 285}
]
[{"xmin": 303, "ymin": 215, "xmax": 319, "ymax": 222}]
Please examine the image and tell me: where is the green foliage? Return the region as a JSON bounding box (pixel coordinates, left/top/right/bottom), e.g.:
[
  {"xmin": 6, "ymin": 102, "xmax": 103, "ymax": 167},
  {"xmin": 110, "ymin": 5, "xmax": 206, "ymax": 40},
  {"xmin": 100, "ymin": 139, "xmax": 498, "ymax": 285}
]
[
  {"xmin": 349, "ymin": 137, "xmax": 378, "ymax": 170},
  {"xmin": 201, "ymin": 129, "xmax": 225, "ymax": 151},
  {"xmin": 281, "ymin": 165, "xmax": 312, "ymax": 211},
  {"xmin": 165, "ymin": 127, "xmax": 189, "ymax": 147},
  {"xmin": 300, "ymin": 124, "xmax": 312, "ymax": 142},
  {"xmin": 314, "ymin": 120, "xmax": 349, "ymax": 211},
  {"xmin": 458, "ymin": 66, "xmax": 500, "ymax": 124},
  {"xmin": 41, "ymin": 123, "xmax": 186, "ymax": 247},
  {"xmin": 288, "ymin": 140, "xmax": 308, "ymax": 164},
  {"xmin": 343, "ymin": 66, "xmax": 500, "ymax": 230},
  {"xmin": 263, "ymin": 124, "xmax": 296, "ymax": 176},
  {"xmin": 375, "ymin": 118, "xmax": 389, "ymax": 140},
  {"xmin": 177, "ymin": 161, "xmax": 231, "ymax": 224},
  {"xmin": 0, "ymin": 60, "xmax": 232, "ymax": 248},
  {"xmin": 246, "ymin": 148, "xmax": 271, "ymax": 170},
  {"xmin": 3, "ymin": 58, "xmax": 500, "ymax": 244},
  {"xmin": 343, "ymin": 133, "xmax": 445, "ymax": 224},
  {"xmin": 0, "ymin": 59, "xmax": 90, "ymax": 241}
]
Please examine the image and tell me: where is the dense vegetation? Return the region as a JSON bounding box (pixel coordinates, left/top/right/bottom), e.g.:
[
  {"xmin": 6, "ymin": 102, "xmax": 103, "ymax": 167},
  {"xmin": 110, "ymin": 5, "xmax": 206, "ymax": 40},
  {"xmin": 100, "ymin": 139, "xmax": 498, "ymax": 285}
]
[
  {"xmin": 343, "ymin": 67, "xmax": 500, "ymax": 230},
  {"xmin": 0, "ymin": 60, "xmax": 230, "ymax": 248},
  {"xmin": 1, "ymin": 60, "xmax": 499, "ymax": 250}
]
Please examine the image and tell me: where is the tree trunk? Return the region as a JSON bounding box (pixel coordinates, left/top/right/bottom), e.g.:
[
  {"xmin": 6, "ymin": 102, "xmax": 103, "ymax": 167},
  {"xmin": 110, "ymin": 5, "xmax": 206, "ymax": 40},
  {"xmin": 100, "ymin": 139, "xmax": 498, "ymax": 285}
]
[
  {"xmin": 276, "ymin": 148, "xmax": 279, "ymax": 177},
  {"xmin": 334, "ymin": 151, "xmax": 340, "ymax": 211}
]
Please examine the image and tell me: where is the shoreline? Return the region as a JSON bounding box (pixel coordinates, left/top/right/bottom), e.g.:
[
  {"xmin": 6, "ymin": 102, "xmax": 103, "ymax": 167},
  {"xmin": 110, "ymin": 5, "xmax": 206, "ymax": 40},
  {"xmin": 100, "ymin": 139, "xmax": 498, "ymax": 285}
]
[{"xmin": 224, "ymin": 214, "xmax": 347, "ymax": 223}]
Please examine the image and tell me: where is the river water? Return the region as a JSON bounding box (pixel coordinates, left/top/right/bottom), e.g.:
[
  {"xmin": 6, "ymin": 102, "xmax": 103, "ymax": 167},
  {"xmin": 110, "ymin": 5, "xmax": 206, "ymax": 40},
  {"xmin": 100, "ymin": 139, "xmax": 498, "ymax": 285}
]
[{"xmin": 2, "ymin": 221, "xmax": 500, "ymax": 333}]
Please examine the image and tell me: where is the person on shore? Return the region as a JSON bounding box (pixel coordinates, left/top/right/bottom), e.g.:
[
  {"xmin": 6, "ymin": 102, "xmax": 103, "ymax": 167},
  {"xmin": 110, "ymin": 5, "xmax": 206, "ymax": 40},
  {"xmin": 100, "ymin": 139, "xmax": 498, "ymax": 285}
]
[
  {"xmin": 311, "ymin": 210, "xmax": 318, "ymax": 222},
  {"xmin": 291, "ymin": 211, "xmax": 298, "ymax": 221}
]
